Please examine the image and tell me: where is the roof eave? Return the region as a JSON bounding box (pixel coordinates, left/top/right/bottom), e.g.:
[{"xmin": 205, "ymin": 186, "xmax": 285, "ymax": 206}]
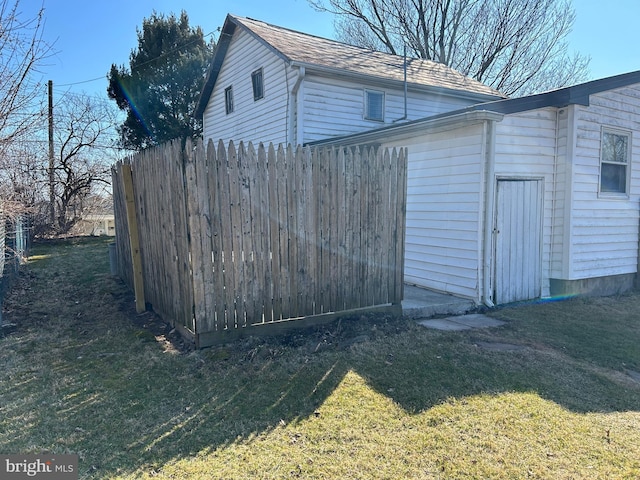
[
  {"xmin": 290, "ymin": 60, "xmax": 503, "ymax": 102},
  {"xmin": 194, "ymin": 16, "xmax": 237, "ymax": 118},
  {"xmin": 308, "ymin": 110, "xmax": 504, "ymax": 147},
  {"xmin": 464, "ymin": 70, "xmax": 640, "ymax": 116}
]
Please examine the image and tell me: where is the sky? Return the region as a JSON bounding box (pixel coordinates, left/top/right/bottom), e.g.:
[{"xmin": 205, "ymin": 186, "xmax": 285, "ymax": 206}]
[{"xmin": 19, "ymin": 0, "xmax": 640, "ymax": 103}]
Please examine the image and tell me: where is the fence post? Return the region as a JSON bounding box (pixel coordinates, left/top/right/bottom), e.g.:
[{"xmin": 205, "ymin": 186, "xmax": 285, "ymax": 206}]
[{"xmin": 121, "ymin": 163, "xmax": 146, "ymax": 313}]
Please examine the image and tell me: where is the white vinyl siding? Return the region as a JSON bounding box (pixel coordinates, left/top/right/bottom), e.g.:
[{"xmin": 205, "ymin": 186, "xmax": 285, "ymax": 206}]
[
  {"xmin": 301, "ymin": 75, "xmax": 482, "ymax": 143},
  {"xmin": 202, "ymin": 29, "xmax": 291, "ymax": 145},
  {"xmin": 568, "ymin": 85, "xmax": 640, "ymax": 280},
  {"xmin": 381, "ymin": 123, "xmax": 486, "ymax": 300}
]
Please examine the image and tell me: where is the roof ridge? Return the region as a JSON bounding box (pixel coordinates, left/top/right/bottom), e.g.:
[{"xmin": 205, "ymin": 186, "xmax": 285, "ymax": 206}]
[{"xmin": 232, "ymin": 14, "xmax": 455, "ymax": 71}]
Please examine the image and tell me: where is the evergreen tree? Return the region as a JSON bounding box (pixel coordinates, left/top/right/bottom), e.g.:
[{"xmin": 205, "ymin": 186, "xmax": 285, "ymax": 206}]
[{"xmin": 107, "ymin": 11, "xmax": 214, "ymax": 150}]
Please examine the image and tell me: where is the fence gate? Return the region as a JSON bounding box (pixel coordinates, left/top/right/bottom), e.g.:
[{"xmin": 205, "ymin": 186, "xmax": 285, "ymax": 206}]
[{"xmin": 494, "ymin": 179, "xmax": 543, "ymax": 304}]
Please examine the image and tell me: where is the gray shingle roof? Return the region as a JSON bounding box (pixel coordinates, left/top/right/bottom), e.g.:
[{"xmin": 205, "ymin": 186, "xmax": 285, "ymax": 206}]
[
  {"xmin": 233, "ymin": 15, "xmax": 504, "ymax": 98},
  {"xmin": 195, "ymin": 14, "xmax": 504, "ymax": 117}
]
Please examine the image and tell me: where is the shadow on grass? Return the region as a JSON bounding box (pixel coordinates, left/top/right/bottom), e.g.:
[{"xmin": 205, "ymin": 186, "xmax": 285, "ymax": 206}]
[{"xmin": 1, "ymin": 237, "xmax": 639, "ymax": 478}]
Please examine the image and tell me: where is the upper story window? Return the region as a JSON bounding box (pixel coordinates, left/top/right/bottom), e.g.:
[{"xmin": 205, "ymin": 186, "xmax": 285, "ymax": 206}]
[
  {"xmin": 225, "ymin": 86, "xmax": 234, "ymax": 114},
  {"xmin": 364, "ymin": 89, "xmax": 384, "ymax": 122},
  {"xmin": 251, "ymin": 68, "xmax": 264, "ymax": 101},
  {"xmin": 600, "ymin": 128, "xmax": 631, "ymax": 195}
]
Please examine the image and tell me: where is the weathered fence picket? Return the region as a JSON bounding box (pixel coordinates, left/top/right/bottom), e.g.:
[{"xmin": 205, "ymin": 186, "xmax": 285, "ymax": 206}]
[{"xmin": 112, "ymin": 138, "xmax": 407, "ymax": 347}]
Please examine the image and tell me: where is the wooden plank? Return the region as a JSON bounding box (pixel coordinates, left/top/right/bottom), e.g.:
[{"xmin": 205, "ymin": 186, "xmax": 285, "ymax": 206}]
[
  {"xmin": 349, "ymin": 147, "xmax": 363, "ymax": 309},
  {"xmin": 360, "ymin": 148, "xmax": 372, "ymax": 307},
  {"xmin": 276, "ymin": 144, "xmax": 291, "ymax": 318},
  {"xmin": 380, "ymin": 148, "xmax": 392, "ymax": 304},
  {"xmin": 267, "ymin": 143, "xmax": 282, "ymax": 321},
  {"xmin": 328, "ymin": 147, "xmax": 339, "ymax": 312},
  {"xmin": 253, "ymin": 143, "xmax": 270, "ymax": 323},
  {"xmin": 121, "ymin": 163, "xmax": 145, "ymax": 313},
  {"xmin": 194, "ymin": 138, "xmax": 215, "ymax": 333},
  {"xmin": 210, "ymin": 140, "xmax": 227, "ymax": 330},
  {"xmin": 228, "ymin": 140, "xmax": 244, "ymax": 328},
  {"xmin": 298, "ymin": 146, "xmax": 315, "ymax": 316},
  {"xmin": 310, "ymin": 147, "xmax": 322, "ymax": 314},
  {"xmin": 171, "ymin": 140, "xmax": 193, "ymax": 329},
  {"xmin": 286, "ymin": 144, "xmax": 299, "ymax": 317},
  {"xmin": 217, "ymin": 141, "xmax": 235, "ymax": 329},
  {"xmin": 237, "ymin": 142, "xmax": 256, "ymax": 326},
  {"xmin": 335, "ymin": 147, "xmax": 347, "ymax": 311},
  {"xmin": 184, "ymin": 138, "xmax": 204, "ymax": 330},
  {"xmin": 318, "ymin": 148, "xmax": 331, "ymax": 313}
]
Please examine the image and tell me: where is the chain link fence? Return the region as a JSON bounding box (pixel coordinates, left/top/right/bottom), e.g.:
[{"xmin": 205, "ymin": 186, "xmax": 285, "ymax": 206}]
[{"xmin": 1, "ymin": 214, "xmax": 30, "ymax": 327}]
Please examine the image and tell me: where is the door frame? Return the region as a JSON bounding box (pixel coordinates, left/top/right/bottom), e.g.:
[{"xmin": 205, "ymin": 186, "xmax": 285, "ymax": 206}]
[{"xmin": 491, "ymin": 176, "xmax": 544, "ymax": 305}]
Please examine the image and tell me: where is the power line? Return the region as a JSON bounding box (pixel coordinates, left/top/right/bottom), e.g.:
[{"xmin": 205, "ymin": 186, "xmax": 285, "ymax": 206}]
[
  {"xmin": 57, "ymin": 75, "xmax": 106, "ymax": 87},
  {"xmin": 53, "ymin": 30, "xmax": 217, "ymax": 88}
]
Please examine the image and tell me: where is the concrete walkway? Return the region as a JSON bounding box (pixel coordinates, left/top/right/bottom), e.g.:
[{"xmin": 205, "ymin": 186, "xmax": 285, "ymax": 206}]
[{"xmin": 401, "ymin": 284, "xmax": 505, "ymax": 331}]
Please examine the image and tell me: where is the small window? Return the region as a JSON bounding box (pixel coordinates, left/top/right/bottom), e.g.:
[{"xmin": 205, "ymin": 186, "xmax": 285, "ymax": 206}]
[
  {"xmin": 225, "ymin": 86, "xmax": 234, "ymax": 114},
  {"xmin": 251, "ymin": 68, "xmax": 264, "ymax": 101},
  {"xmin": 364, "ymin": 90, "xmax": 384, "ymax": 121},
  {"xmin": 600, "ymin": 128, "xmax": 630, "ymax": 195}
]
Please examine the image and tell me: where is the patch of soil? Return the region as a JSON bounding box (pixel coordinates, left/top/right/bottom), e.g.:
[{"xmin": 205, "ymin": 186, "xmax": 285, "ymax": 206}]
[{"xmin": 114, "ymin": 285, "xmax": 194, "ymax": 354}]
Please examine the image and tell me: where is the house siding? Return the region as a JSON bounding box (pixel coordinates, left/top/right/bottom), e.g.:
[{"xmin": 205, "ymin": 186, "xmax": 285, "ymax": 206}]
[
  {"xmin": 202, "ymin": 29, "xmax": 292, "ymax": 146},
  {"xmin": 493, "ymin": 108, "xmax": 558, "ymax": 298},
  {"xmin": 301, "ymin": 75, "xmax": 481, "ymax": 144},
  {"xmin": 569, "ymin": 85, "xmax": 640, "ymax": 280},
  {"xmin": 381, "ymin": 123, "xmax": 486, "ymax": 299}
]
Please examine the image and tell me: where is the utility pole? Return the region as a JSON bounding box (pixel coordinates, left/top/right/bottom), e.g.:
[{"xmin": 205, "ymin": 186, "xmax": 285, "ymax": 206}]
[{"xmin": 48, "ymin": 80, "xmax": 55, "ymax": 228}]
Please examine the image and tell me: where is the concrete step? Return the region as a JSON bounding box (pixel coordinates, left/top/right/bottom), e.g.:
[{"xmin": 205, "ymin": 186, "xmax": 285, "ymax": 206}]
[{"xmin": 401, "ymin": 284, "xmax": 476, "ymax": 320}]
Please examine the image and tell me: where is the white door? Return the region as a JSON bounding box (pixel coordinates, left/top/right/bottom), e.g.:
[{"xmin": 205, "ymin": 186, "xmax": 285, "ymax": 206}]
[{"xmin": 494, "ymin": 179, "xmax": 543, "ymax": 304}]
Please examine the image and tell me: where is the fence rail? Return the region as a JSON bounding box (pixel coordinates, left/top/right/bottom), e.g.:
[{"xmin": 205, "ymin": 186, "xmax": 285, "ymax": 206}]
[{"xmin": 113, "ymin": 138, "xmax": 407, "ymax": 347}]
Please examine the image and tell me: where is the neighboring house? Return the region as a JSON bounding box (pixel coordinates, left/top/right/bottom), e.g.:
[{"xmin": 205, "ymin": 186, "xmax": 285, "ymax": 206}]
[
  {"xmin": 73, "ymin": 214, "xmax": 116, "ymax": 237},
  {"xmin": 196, "ymin": 13, "xmax": 640, "ymax": 306},
  {"xmin": 195, "ymin": 14, "xmax": 503, "ymax": 147}
]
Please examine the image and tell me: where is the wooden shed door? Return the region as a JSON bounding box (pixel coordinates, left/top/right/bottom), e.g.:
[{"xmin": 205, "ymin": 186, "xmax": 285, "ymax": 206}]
[{"xmin": 494, "ymin": 179, "xmax": 543, "ymax": 304}]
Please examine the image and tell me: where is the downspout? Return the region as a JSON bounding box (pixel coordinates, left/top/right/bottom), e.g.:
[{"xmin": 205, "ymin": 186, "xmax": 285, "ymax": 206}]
[
  {"xmin": 289, "ymin": 66, "xmax": 305, "ymax": 146},
  {"xmin": 482, "ymin": 119, "xmax": 498, "ymax": 307},
  {"xmin": 548, "ymin": 108, "xmax": 560, "ymax": 294}
]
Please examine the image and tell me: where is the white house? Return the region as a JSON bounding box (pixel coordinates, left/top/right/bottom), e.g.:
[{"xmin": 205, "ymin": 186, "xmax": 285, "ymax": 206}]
[
  {"xmin": 195, "ymin": 14, "xmax": 503, "ymax": 146},
  {"xmin": 196, "ymin": 14, "xmax": 640, "ymax": 305}
]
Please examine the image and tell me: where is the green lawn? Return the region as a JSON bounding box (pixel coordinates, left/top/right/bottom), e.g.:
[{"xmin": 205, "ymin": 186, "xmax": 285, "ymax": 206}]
[{"xmin": 1, "ymin": 237, "xmax": 639, "ymax": 479}]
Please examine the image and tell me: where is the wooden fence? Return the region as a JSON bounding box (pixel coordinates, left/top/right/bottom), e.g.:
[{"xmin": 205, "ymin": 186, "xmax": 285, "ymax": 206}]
[{"xmin": 112, "ymin": 138, "xmax": 407, "ymax": 347}]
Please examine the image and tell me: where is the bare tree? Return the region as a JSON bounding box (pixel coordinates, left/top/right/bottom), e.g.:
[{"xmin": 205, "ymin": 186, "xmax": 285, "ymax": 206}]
[
  {"xmin": 52, "ymin": 94, "xmax": 119, "ymax": 233},
  {"xmin": 0, "ymin": 93, "xmax": 120, "ymax": 235},
  {"xmin": 310, "ymin": 0, "xmax": 590, "ymax": 96},
  {"xmin": 0, "ymin": 0, "xmax": 50, "ymax": 149}
]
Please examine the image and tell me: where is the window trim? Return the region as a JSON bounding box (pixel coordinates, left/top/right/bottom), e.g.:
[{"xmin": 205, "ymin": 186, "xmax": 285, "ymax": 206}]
[
  {"xmin": 224, "ymin": 85, "xmax": 234, "ymax": 114},
  {"xmin": 364, "ymin": 89, "xmax": 385, "ymax": 122},
  {"xmin": 599, "ymin": 126, "xmax": 631, "ymax": 197},
  {"xmin": 251, "ymin": 68, "xmax": 264, "ymax": 101}
]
